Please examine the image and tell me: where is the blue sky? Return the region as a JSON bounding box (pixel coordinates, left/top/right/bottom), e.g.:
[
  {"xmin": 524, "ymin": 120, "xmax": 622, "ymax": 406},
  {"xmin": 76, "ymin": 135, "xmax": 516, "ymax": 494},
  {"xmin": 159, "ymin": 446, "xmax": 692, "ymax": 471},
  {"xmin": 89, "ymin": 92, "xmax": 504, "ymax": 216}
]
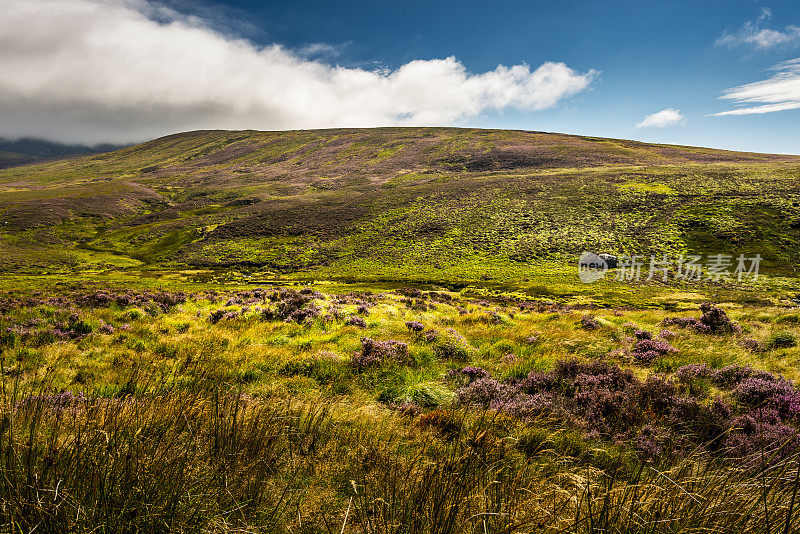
[
  {"xmin": 2, "ymin": 0, "xmax": 799, "ymax": 152},
  {"xmin": 225, "ymin": 0, "xmax": 800, "ymax": 153}
]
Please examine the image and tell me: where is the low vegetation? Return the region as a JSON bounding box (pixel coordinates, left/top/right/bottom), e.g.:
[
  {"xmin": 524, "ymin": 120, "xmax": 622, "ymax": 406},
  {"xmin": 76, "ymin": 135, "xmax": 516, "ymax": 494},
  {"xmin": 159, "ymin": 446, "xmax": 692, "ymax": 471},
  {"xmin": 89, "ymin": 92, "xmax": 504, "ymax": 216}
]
[
  {"xmin": 1, "ymin": 128, "xmax": 799, "ymax": 284},
  {"xmin": 3, "ymin": 127, "xmax": 800, "ymax": 531},
  {"xmin": 2, "ymin": 282, "xmax": 800, "ymax": 532}
]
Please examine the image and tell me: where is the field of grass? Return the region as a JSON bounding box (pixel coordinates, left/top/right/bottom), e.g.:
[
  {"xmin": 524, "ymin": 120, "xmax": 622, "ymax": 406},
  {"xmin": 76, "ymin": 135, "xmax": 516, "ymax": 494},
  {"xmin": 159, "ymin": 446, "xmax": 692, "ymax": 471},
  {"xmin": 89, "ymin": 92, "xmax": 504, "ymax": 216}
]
[
  {"xmin": 2, "ymin": 278, "xmax": 800, "ymax": 532},
  {"xmin": 3, "ymin": 128, "xmax": 800, "ymax": 532}
]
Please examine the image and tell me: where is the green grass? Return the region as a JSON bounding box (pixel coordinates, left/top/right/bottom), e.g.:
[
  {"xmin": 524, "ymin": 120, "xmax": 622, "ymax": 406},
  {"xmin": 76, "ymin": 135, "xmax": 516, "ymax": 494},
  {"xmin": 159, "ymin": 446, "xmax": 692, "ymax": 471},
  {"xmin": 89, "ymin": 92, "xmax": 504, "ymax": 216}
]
[
  {"xmin": 3, "ymin": 127, "xmax": 800, "ymax": 531},
  {"xmin": 3, "ymin": 282, "xmax": 800, "ymax": 531},
  {"xmin": 0, "ymin": 128, "xmax": 799, "ymax": 280}
]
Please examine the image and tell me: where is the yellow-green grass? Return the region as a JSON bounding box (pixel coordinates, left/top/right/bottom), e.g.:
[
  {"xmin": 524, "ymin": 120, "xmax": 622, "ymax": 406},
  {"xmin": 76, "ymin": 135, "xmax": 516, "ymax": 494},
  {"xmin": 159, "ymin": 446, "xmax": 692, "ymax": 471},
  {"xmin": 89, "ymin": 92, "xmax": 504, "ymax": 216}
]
[{"xmin": 4, "ymin": 283, "xmax": 800, "ymax": 531}]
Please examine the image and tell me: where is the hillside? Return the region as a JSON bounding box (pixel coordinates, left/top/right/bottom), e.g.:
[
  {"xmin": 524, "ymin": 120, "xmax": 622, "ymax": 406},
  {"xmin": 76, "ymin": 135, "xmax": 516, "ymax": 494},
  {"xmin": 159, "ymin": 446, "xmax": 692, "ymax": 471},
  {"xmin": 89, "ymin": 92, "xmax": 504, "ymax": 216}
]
[
  {"xmin": 0, "ymin": 137, "xmax": 125, "ymax": 160},
  {"xmin": 1, "ymin": 127, "xmax": 799, "ymax": 282},
  {"xmin": 5, "ymin": 128, "xmax": 800, "ymax": 531},
  {"xmin": 0, "ymin": 149, "xmax": 37, "ymax": 169},
  {"xmin": 0, "ymin": 138, "xmax": 125, "ymax": 170}
]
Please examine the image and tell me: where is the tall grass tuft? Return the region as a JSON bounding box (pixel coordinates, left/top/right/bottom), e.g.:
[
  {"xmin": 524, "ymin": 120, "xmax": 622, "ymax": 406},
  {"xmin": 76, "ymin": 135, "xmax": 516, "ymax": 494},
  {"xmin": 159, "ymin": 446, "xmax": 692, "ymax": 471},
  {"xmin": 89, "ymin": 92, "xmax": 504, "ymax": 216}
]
[{"xmin": 3, "ymin": 372, "xmax": 800, "ymax": 532}]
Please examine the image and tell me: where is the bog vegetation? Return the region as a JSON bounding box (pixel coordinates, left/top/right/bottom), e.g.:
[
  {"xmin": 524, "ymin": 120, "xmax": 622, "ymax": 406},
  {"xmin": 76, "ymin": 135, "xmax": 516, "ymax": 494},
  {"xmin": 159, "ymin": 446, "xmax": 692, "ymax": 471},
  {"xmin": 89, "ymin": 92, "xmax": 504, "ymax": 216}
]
[
  {"xmin": 2, "ymin": 128, "xmax": 800, "ymax": 532},
  {"xmin": 1, "ymin": 281, "xmax": 800, "ymax": 532}
]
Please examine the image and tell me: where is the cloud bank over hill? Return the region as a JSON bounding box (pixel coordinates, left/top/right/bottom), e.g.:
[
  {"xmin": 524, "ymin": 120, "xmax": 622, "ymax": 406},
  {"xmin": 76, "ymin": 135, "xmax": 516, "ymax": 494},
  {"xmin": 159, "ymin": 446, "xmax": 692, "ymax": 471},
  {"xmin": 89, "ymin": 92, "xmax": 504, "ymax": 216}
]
[{"xmin": 0, "ymin": 0, "xmax": 596, "ymax": 144}]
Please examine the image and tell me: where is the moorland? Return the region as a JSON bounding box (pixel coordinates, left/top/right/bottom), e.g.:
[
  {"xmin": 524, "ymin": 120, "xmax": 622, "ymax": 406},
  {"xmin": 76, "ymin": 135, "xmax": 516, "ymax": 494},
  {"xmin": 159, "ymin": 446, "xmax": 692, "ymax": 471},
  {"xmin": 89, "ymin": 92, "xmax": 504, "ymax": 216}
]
[{"xmin": 2, "ymin": 128, "xmax": 800, "ymax": 532}]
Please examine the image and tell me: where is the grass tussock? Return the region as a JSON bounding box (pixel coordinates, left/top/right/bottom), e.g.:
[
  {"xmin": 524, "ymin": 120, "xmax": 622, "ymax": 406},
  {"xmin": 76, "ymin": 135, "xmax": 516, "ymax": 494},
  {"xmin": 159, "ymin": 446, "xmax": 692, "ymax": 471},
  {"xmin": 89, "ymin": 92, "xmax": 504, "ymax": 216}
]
[
  {"xmin": 1, "ymin": 284, "xmax": 800, "ymax": 531},
  {"xmin": 4, "ymin": 378, "xmax": 800, "ymax": 533}
]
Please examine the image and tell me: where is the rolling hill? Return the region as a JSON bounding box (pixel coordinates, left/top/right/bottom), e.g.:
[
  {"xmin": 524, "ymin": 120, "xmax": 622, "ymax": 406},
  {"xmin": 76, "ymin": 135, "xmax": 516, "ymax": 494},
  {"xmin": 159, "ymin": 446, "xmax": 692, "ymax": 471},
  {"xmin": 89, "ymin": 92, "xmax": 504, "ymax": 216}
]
[
  {"xmin": 0, "ymin": 149, "xmax": 37, "ymax": 170},
  {"xmin": 6, "ymin": 129, "xmax": 800, "ymax": 532},
  {"xmin": 0, "ymin": 138, "xmax": 126, "ymax": 170},
  {"xmin": 0, "ymin": 127, "xmax": 799, "ymax": 282}
]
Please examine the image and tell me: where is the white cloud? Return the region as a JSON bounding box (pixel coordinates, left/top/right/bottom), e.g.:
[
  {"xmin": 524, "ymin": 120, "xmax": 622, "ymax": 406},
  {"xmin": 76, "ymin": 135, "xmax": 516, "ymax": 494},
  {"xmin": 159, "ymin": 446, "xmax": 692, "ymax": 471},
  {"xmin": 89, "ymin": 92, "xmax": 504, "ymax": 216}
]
[
  {"xmin": 716, "ymin": 8, "xmax": 800, "ymax": 50},
  {"xmin": 296, "ymin": 42, "xmax": 347, "ymax": 58},
  {"xmin": 636, "ymin": 109, "xmax": 686, "ymax": 128},
  {"xmin": 714, "ymin": 59, "xmax": 800, "ymax": 116},
  {"xmin": 0, "ymin": 0, "xmax": 596, "ymax": 144}
]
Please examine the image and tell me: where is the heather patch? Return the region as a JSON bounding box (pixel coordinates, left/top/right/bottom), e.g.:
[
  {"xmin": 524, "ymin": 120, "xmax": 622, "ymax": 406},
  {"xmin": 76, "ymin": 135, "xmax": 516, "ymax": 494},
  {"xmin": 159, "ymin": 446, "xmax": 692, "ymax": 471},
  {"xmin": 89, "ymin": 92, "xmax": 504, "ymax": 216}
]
[
  {"xmin": 351, "ymin": 337, "xmax": 411, "ymax": 370},
  {"xmin": 453, "ymin": 358, "xmax": 800, "ymax": 460},
  {"xmin": 15, "ymin": 391, "xmax": 86, "ymax": 414},
  {"xmin": 446, "ymin": 366, "xmax": 490, "ymax": 387},
  {"xmin": 405, "ymin": 320, "xmax": 425, "ymax": 333},
  {"xmin": 261, "ymin": 289, "xmax": 322, "ymax": 323},
  {"xmin": 580, "ymin": 314, "xmax": 599, "ymax": 330},
  {"xmin": 209, "ymin": 308, "xmax": 239, "ymax": 324},
  {"xmin": 345, "ymin": 315, "xmax": 367, "ymax": 328},
  {"xmin": 631, "ymin": 337, "xmax": 678, "ymax": 364},
  {"xmin": 662, "ymin": 302, "xmax": 740, "ymax": 334}
]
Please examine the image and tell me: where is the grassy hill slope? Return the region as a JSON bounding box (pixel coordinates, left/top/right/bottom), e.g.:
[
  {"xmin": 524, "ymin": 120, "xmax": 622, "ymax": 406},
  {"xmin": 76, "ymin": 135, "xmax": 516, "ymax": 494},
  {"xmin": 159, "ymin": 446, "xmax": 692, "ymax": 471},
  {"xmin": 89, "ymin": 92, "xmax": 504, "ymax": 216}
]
[
  {"xmin": 0, "ymin": 127, "xmax": 799, "ymax": 283},
  {"xmin": 0, "ymin": 150, "xmax": 37, "ymax": 169},
  {"xmin": 5, "ymin": 129, "xmax": 800, "ymax": 532}
]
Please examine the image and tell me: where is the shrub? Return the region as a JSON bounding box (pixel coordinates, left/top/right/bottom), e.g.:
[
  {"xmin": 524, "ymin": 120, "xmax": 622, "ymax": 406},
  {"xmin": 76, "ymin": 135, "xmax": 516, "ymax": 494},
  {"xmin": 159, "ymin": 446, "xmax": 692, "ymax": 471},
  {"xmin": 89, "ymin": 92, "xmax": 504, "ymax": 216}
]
[
  {"xmin": 262, "ymin": 289, "xmax": 320, "ymax": 323},
  {"xmin": 209, "ymin": 309, "xmax": 227, "ymax": 324},
  {"xmin": 631, "ymin": 339, "xmax": 677, "ymax": 364},
  {"xmin": 405, "ymin": 320, "xmax": 425, "ymax": 332},
  {"xmin": 345, "ymin": 315, "xmax": 367, "ymax": 328},
  {"xmin": 580, "ymin": 314, "xmax": 600, "ymax": 330},
  {"xmin": 634, "ymin": 425, "xmax": 674, "ymax": 460},
  {"xmin": 733, "ymin": 377, "xmax": 794, "ymax": 407},
  {"xmin": 451, "ymin": 357, "xmax": 800, "ymax": 458},
  {"xmin": 662, "ymin": 303, "xmax": 740, "ymax": 335},
  {"xmin": 351, "ymin": 338, "xmax": 410, "ymax": 370},
  {"xmin": 769, "ymin": 331, "xmax": 797, "ymax": 349},
  {"xmin": 698, "ymin": 302, "xmax": 741, "ymax": 334},
  {"xmin": 98, "ymin": 322, "xmax": 115, "ymax": 335},
  {"xmin": 454, "ymin": 378, "xmax": 505, "ymax": 407},
  {"xmin": 423, "ymin": 329, "xmax": 438, "ymax": 343},
  {"xmin": 634, "ymin": 329, "xmax": 652, "ymax": 340},
  {"xmin": 712, "ymin": 364, "xmax": 756, "ymax": 388},
  {"xmin": 326, "ymin": 305, "xmax": 344, "ymax": 320},
  {"xmin": 553, "ymin": 359, "xmax": 637, "ymax": 391},
  {"xmin": 516, "ymin": 370, "xmax": 555, "ymax": 394},
  {"xmin": 675, "ymin": 363, "xmax": 714, "ymax": 383},
  {"xmin": 726, "ymin": 410, "xmax": 800, "ymax": 459},
  {"xmin": 397, "ymin": 287, "xmax": 423, "ymax": 298},
  {"xmin": 16, "ymin": 391, "xmax": 85, "ymax": 414}
]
